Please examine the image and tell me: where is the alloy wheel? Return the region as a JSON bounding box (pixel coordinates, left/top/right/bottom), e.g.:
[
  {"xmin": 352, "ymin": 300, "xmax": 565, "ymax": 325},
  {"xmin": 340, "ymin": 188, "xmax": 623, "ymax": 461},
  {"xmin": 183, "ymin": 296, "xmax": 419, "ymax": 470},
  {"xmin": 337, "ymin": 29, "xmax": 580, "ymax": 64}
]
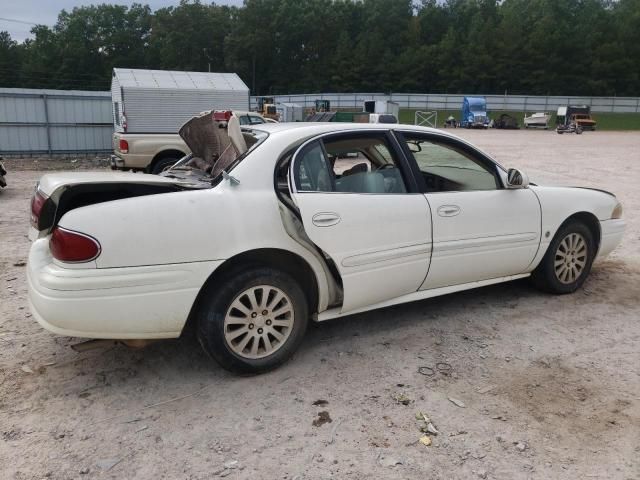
[
  {"xmin": 223, "ymin": 285, "xmax": 294, "ymax": 359},
  {"xmin": 554, "ymin": 233, "xmax": 588, "ymax": 284}
]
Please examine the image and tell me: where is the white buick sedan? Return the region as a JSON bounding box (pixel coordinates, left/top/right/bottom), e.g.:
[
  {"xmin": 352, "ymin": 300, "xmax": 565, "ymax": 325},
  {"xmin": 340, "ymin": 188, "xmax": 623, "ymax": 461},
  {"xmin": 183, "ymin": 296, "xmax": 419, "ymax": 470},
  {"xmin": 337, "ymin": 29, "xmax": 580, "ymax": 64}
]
[{"xmin": 27, "ymin": 114, "xmax": 625, "ymax": 373}]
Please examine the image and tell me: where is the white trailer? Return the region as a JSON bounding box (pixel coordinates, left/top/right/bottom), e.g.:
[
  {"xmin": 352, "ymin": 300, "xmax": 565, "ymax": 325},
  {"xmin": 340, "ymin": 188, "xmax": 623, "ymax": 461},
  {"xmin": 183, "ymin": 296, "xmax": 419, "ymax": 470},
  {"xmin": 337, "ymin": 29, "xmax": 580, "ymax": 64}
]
[
  {"xmin": 363, "ymin": 100, "xmax": 400, "ymax": 118},
  {"xmin": 276, "ymin": 102, "xmax": 304, "ymax": 122},
  {"xmin": 111, "ymin": 68, "xmax": 250, "ymax": 134}
]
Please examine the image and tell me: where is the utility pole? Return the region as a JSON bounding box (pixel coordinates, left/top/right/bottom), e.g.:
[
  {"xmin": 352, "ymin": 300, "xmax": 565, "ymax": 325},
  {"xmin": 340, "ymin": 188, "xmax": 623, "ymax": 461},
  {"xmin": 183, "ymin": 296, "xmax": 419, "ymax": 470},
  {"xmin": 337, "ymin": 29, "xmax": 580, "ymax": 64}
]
[{"xmin": 252, "ymin": 55, "xmax": 256, "ymax": 95}]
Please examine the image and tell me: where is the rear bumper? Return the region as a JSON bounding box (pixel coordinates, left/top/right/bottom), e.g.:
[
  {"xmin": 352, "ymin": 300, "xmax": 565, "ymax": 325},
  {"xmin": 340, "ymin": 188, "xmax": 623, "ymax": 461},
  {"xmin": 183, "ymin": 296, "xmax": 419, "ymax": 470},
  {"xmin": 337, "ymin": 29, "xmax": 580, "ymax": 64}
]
[
  {"xmin": 597, "ymin": 218, "xmax": 625, "ymax": 259},
  {"xmin": 110, "ymin": 152, "xmax": 152, "ymax": 170},
  {"xmin": 110, "ymin": 154, "xmax": 125, "ymax": 169},
  {"xmin": 27, "ymin": 238, "xmax": 223, "ymax": 339}
]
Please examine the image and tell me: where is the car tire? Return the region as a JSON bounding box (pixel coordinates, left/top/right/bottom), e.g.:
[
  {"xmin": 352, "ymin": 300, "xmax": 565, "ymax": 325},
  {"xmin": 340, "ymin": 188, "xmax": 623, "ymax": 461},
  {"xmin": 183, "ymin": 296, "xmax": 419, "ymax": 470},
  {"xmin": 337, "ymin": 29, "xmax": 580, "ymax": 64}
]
[
  {"xmin": 197, "ymin": 267, "xmax": 309, "ymax": 374},
  {"xmin": 151, "ymin": 157, "xmax": 179, "ymax": 174},
  {"xmin": 531, "ymin": 220, "xmax": 596, "ymax": 294}
]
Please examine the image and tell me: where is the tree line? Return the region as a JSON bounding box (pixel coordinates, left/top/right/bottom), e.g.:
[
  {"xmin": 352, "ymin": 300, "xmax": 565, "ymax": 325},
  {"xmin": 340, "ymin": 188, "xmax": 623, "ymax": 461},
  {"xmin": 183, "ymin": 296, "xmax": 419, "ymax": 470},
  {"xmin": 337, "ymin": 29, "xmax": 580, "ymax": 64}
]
[{"xmin": 0, "ymin": 0, "xmax": 639, "ymax": 96}]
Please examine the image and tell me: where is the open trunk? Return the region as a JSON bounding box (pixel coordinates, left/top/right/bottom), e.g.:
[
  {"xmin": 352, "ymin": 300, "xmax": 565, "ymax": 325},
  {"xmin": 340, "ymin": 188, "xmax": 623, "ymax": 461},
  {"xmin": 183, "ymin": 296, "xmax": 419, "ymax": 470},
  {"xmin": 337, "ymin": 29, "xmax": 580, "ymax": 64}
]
[
  {"xmin": 30, "ymin": 111, "xmax": 258, "ymax": 238},
  {"xmin": 30, "ymin": 172, "xmax": 207, "ymax": 237}
]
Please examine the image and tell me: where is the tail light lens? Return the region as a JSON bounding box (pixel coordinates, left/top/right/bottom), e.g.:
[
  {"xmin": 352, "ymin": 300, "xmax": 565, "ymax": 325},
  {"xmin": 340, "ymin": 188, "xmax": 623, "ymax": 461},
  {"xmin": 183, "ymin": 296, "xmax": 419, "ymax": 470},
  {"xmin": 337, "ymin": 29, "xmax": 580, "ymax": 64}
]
[
  {"xmin": 31, "ymin": 188, "xmax": 49, "ymax": 229},
  {"xmin": 50, "ymin": 227, "xmax": 101, "ymax": 263},
  {"xmin": 119, "ymin": 139, "xmax": 129, "ymax": 153},
  {"xmin": 213, "ymin": 110, "xmax": 233, "ymax": 121}
]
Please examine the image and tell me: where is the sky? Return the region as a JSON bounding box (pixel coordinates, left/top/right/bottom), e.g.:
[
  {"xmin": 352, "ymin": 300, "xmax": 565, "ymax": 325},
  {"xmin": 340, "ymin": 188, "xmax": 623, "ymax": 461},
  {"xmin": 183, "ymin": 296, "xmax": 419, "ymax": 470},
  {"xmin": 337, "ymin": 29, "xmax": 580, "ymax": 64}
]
[{"xmin": 0, "ymin": 0, "xmax": 243, "ymax": 42}]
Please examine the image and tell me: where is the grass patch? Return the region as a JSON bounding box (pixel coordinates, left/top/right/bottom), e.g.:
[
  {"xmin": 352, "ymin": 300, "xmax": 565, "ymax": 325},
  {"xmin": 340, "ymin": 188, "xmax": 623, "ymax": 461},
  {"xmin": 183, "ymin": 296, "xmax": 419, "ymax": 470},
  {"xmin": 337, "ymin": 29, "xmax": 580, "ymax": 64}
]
[{"xmin": 399, "ymin": 109, "xmax": 640, "ymax": 130}]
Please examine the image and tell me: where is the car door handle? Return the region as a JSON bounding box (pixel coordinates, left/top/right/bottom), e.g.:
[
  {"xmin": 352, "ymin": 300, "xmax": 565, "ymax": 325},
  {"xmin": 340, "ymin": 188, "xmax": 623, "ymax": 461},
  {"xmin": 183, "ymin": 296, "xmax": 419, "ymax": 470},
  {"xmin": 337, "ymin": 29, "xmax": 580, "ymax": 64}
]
[
  {"xmin": 437, "ymin": 205, "xmax": 461, "ymax": 217},
  {"xmin": 312, "ymin": 212, "xmax": 341, "ymax": 227}
]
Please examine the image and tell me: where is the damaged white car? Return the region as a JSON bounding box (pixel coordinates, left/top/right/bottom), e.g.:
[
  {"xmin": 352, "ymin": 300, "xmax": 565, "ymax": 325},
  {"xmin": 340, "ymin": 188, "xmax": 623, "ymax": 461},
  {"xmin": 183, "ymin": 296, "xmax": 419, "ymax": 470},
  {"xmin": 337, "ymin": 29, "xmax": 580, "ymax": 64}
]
[{"xmin": 27, "ymin": 112, "xmax": 625, "ymax": 373}]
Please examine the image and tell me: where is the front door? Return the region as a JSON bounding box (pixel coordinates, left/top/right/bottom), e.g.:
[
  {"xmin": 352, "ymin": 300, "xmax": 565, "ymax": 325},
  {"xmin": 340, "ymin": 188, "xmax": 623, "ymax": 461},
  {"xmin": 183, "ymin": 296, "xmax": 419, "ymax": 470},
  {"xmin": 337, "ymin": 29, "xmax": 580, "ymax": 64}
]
[
  {"xmin": 397, "ymin": 132, "xmax": 541, "ymax": 290},
  {"xmin": 289, "ymin": 131, "xmax": 432, "ymax": 313}
]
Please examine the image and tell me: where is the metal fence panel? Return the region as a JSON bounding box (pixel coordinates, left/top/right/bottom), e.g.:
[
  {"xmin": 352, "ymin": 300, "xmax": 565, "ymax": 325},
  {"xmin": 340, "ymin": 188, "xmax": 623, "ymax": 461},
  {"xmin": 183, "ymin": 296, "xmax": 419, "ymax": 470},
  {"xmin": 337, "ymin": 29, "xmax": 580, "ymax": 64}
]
[
  {"xmin": 1, "ymin": 88, "xmax": 639, "ymax": 156},
  {"xmin": 0, "ymin": 88, "xmax": 112, "ymax": 155},
  {"xmin": 250, "ymin": 93, "xmax": 640, "ymax": 114}
]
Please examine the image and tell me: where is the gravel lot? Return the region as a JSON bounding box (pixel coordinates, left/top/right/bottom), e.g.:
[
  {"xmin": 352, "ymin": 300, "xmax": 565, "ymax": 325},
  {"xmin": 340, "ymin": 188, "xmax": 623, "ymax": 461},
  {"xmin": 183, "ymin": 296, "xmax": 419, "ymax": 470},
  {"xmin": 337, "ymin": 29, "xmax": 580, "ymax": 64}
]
[{"xmin": 1, "ymin": 130, "xmax": 638, "ymax": 480}]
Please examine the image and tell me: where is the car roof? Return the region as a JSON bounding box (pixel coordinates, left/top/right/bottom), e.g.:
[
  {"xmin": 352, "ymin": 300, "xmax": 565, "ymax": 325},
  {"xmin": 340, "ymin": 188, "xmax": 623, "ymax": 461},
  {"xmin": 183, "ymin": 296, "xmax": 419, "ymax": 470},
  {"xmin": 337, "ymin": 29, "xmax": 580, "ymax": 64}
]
[
  {"xmin": 242, "ymin": 122, "xmax": 506, "ymax": 172},
  {"xmin": 245, "ymin": 121, "xmax": 443, "ymax": 137}
]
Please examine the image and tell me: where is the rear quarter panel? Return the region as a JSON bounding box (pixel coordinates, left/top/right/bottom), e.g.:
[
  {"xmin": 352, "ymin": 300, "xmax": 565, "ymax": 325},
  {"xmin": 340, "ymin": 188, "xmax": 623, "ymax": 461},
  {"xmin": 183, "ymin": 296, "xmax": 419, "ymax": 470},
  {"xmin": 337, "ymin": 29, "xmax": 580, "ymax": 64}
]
[{"xmin": 55, "ymin": 181, "xmax": 332, "ymax": 310}]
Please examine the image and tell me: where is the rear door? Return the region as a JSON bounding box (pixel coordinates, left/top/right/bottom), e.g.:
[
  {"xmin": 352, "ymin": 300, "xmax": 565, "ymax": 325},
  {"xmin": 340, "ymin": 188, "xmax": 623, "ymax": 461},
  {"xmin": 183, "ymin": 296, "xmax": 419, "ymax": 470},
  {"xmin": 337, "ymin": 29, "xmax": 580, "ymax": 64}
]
[
  {"xmin": 397, "ymin": 131, "xmax": 541, "ymax": 290},
  {"xmin": 289, "ymin": 130, "xmax": 432, "ymax": 313}
]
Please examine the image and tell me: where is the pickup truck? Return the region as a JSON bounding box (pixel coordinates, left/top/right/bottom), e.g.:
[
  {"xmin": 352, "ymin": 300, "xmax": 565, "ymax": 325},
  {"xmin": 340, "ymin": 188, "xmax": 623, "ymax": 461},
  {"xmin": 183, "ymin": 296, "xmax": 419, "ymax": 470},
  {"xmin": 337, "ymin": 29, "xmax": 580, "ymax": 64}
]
[{"xmin": 111, "ymin": 111, "xmax": 273, "ymax": 173}]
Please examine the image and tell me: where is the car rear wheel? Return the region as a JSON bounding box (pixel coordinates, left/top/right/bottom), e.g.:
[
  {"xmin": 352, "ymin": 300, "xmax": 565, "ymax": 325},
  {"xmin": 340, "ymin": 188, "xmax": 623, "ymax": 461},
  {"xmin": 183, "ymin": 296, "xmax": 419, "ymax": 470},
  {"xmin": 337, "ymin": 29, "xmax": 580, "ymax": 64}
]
[
  {"xmin": 531, "ymin": 220, "xmax": 595, "ymax": 294},
  {"xmin": 197, "ymin": 267, "xmax": 308, "ymax": 374}
]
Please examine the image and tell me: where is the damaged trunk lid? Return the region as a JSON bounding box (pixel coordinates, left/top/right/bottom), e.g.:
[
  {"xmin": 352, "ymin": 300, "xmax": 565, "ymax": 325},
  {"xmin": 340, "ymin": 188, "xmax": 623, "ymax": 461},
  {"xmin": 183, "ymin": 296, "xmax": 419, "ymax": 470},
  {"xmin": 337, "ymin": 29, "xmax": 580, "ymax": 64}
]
[{"xmin": 30, "ymin": 171, "xmax": 209, "ymax": 239}]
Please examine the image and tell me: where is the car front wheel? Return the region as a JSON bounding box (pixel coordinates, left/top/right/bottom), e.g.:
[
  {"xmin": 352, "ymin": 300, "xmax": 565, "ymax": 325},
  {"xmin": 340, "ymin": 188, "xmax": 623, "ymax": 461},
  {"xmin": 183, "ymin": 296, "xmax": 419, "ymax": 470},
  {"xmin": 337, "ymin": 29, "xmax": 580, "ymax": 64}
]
[
  {"xmin": 532, "ymin": 220, "xmax": 595, "ymax": 294},
  {"xmin": 197, "ymin": 268, "xmax": 308, "ymax": 373}
]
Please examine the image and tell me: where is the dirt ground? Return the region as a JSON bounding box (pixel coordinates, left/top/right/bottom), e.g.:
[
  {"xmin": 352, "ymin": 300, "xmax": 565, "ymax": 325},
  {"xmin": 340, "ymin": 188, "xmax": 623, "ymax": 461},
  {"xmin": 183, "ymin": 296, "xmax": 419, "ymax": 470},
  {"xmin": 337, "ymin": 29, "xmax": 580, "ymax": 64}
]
[{"xmin": 1, "ymin": 130, "xmax": 638, "ymax": 480}]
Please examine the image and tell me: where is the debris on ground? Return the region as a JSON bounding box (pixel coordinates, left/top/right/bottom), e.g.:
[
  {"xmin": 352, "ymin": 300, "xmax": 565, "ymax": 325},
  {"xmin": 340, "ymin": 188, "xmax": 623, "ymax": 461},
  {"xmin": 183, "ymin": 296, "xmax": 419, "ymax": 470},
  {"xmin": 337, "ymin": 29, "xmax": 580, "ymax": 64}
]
[
  {"xmin": 418, "ymin": 362, "xmax": 452, "ymax": 377},
  {"xmin": 20, "ymin": 365, "xmax": 34, "ymax": 374},
  {"xmin": 96, "ymin": 458, "xmax": 122, "ymax": 471},
  {"xmin": 71, "ymin": 339, "xmax": 118, "ymax": 352},
  {"xmin": 378, "ymin": 455, "xmax": 403, "ymax": 467},
  {"xmin": 392, "ymin": 393, "xmax": 412, "ymax": 406},
  {"xmin": 312, "ymin": 411, "xmax": 332, "ymax": 427},
  {"xmin": 329, "ymin": 419, "xmax": 342, "ymax": 444},
  {"xmin": 312, "ymin": 399, "xmax": 328, "ymax": 406},
  {"xmin": 419, "ymin": 435, "xmax": 432, "ymax": 447},
  {"xmin": 448, "ymin": 397, "xmax": 466, "ymax": 408},
  {"xmin": 223, "ymin": 460, "xmax": 238, "ymax": 469},
  {"xmin": 515, "ymin": 442, "xmax": 528, "ymax": 452},
  {"xmin": 477, "ymin": 384, "xmax": 497, "ymax": 394}
]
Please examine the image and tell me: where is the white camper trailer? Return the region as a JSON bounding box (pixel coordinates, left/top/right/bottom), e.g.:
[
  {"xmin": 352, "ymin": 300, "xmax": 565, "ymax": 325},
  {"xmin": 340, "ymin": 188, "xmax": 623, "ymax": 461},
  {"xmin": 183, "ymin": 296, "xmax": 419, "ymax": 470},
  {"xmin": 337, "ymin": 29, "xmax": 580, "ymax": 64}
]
[{"xmin": 111, "ymin": 68, "xmax": 250, "ymax": 134}]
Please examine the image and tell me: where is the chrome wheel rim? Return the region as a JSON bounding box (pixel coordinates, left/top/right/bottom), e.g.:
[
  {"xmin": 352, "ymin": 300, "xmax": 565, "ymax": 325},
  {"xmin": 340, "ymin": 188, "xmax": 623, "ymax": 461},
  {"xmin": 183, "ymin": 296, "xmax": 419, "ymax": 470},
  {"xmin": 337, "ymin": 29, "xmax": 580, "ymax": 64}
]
[
  {"xmin": 554, "ymin": 233, "xmax": 588, "ymax": 284},
  {"xmin": 224, "ymin": 285, "xmax": 294, "ymax": 359}
]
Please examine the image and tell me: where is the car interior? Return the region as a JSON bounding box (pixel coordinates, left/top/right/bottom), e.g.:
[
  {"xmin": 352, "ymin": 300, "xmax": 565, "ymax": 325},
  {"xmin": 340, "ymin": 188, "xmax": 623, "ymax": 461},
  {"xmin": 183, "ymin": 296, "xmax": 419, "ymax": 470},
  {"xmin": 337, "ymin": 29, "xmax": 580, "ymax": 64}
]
[{"xmin": 295, "ymin": 136, "xmax": 407, "ymax": 194}]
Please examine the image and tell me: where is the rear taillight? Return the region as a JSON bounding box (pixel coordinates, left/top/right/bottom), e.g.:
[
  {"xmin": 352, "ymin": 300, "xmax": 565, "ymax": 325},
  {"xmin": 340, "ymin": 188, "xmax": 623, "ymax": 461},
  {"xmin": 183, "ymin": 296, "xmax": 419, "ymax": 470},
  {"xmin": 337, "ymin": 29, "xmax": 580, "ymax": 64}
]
[
  {"xmin": 50, "ymin": 227, "xmax": 101, "ymax": 263},
  {"xmin": 119, "ymin": 139, "xmax": 129, "ymax": 153},
  {"xmin": 31, "ymin": 188, "xmax": 49, "ymax": 229},
  {"xmin": 213, "ymin": 110, "xmax": 233, "ymax": 121}
]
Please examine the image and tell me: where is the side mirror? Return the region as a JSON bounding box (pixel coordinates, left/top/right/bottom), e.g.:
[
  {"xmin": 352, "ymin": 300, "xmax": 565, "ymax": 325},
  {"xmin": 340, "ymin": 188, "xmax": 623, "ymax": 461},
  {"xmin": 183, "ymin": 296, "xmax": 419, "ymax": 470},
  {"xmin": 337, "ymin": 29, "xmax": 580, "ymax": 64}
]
[{"xmin": 506, "ymin": 168, "xmax": 529, "ymax": 189}]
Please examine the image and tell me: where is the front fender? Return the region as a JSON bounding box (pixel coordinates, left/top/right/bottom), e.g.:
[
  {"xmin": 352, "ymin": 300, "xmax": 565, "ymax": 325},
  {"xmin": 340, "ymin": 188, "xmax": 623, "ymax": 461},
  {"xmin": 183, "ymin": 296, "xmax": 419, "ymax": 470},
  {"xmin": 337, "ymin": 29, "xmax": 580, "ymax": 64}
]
[{"xmin": 527, "ymin": 185, "xmax": 618, "ymax": 269}]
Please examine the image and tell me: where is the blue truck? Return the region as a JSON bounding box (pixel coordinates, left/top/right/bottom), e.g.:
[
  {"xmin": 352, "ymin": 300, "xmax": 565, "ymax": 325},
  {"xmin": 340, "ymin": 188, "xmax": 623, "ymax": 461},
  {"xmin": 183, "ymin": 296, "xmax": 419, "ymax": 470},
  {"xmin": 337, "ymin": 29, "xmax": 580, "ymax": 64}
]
[{"xmin": 461, "ymin": 96, "xmax": 490, "ymax": 129}]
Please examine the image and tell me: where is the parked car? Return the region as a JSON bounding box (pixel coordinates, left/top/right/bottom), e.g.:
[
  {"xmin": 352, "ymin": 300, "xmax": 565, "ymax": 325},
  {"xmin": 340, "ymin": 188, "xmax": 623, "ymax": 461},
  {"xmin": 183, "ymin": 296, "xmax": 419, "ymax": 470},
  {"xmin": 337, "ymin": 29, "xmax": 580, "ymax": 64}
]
[
  {"xmin": 111, "ymin": 111, "xmax": 272, "ymax": 173},
  {"xmin": 27, "ymin": 115, "xmax": 625, "ymax": 373}
]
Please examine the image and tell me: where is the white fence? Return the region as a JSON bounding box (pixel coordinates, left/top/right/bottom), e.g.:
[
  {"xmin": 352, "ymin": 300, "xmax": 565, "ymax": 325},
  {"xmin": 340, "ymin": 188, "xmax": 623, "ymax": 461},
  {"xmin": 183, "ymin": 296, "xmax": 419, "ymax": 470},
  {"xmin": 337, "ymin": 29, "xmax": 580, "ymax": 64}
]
[
  {"xmin": 250, "ymin": 93, "xmax": 640, "ymax": 114},
  {"xmin": 0, "ymin": 88, "xmax": 112, "ymax": 155}
]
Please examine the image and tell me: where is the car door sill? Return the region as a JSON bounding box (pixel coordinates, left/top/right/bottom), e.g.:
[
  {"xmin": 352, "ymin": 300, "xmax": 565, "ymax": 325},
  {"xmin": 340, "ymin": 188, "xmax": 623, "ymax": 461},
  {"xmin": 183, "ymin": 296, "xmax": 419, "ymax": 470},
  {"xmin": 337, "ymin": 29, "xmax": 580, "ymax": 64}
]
[{"xmin": 316, "ymin": 273, "xmax": 530, "ymax": 321}]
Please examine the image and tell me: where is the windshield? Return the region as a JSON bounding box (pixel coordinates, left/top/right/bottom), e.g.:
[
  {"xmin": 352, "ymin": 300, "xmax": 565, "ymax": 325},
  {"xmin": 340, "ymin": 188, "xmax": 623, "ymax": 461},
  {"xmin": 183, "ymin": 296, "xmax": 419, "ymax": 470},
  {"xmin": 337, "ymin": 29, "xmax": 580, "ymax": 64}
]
[{"xmin": 470, "ymin": 104, "xmax": 485, "ymax": 113}]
